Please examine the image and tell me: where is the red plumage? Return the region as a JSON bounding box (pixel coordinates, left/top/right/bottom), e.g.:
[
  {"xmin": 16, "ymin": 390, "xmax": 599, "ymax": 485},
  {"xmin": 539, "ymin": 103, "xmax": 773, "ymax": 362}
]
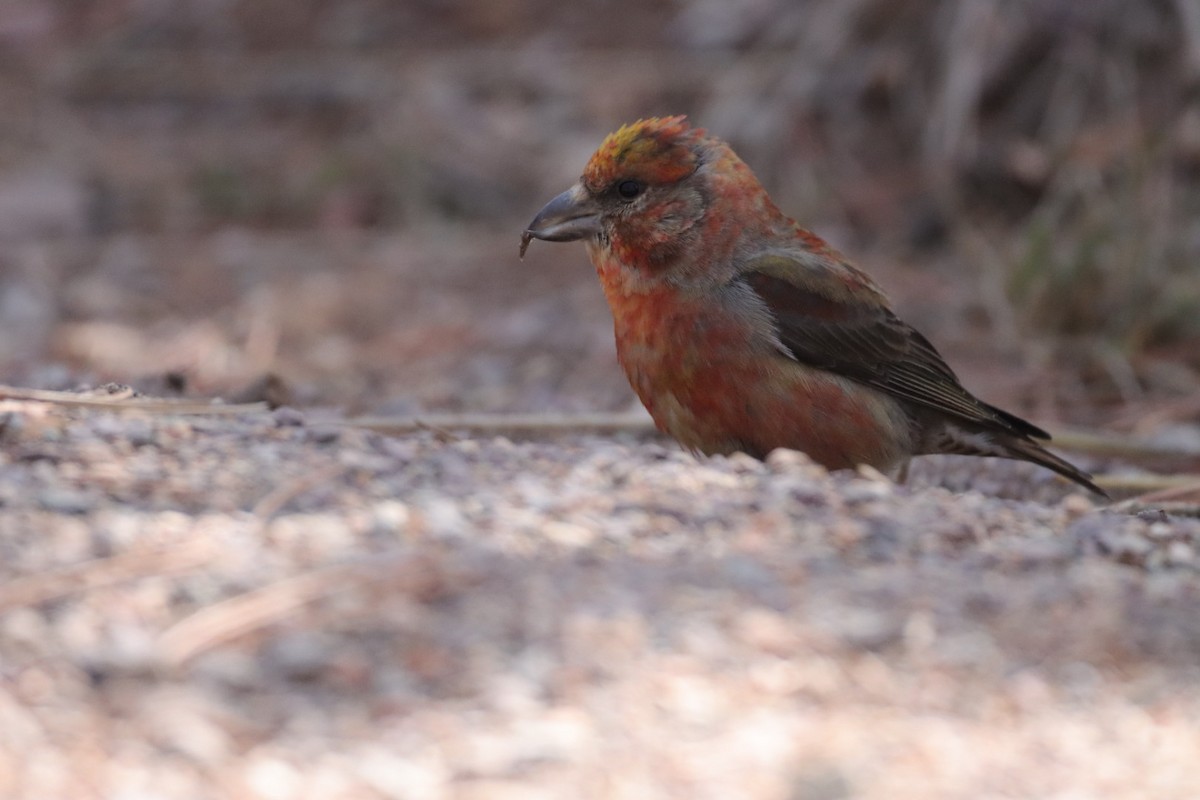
[{"xmin": 522, "ymin": 117, "xmax": 1103, "ymax": 496}]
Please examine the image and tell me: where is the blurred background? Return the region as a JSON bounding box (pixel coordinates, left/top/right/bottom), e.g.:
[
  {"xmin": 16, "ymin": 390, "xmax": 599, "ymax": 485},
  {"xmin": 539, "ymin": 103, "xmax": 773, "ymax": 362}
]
[{"xmin": 0, "ymin": 0, "xmax": 1197, "ymax": 429}]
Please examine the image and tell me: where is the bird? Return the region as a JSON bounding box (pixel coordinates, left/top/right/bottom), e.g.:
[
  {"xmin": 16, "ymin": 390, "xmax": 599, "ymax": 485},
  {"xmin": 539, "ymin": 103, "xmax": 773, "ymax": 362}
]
[{"xmin": 520, "ymin": 116, "xmax": 1104, "ymax": 496}]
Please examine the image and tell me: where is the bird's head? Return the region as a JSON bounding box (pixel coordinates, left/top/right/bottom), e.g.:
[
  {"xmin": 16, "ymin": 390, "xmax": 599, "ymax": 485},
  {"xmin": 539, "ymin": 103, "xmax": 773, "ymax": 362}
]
[{"xmin": 522, "ymin": 117, "xmax": 775, "ymax": 276}]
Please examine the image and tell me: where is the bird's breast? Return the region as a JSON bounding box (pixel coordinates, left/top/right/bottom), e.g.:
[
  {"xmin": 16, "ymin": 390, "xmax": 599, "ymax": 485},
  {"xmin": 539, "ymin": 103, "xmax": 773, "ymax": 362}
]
[{"xmin": 592, "ymin": 257, "xmax": 913, "ymax": 471}]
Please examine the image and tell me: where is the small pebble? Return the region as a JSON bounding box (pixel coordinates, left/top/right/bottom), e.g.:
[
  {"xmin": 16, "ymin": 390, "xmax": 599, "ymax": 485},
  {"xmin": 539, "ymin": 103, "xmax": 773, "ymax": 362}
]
[
  {"xmin": 306, "ymin": 426, "xmax": 341, "ymax": 444},
  {"xmin": 272, "ymin": 406, "xmax": 306, "ymax": 427},
  {"xmin": 37, "ymin": 488, "xmax": 96, "ymax": 515},
  {"xmin": 1166, "ymin": 540, "xmax": 1195, "ymax": 567}
]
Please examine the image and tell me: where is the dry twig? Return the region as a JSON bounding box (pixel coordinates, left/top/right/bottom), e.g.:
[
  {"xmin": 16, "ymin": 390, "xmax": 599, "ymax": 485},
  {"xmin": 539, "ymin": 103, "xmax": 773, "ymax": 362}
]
[
  {"xmin": 0, "ymin": 385, "xmax": 268, "ymax": 415},
  {"xmin": 252, "ymin": 465, "xmax": 350, "ymax": 519},
  {"xmin": 342, "ymin": 411, "xmax": 659, "ymax": 437},
  {"xmin": 0, "ymin": 541, "xmax": 216, "ymax": 612},
  {"xmin": 157, "ymin": 562, "xmax": 371, "ymax": 668},
  {"xmin": 156, "ymin": 552, "xmax": 462, "ymax": 668},
  {"xmin": 1049, "ymin": 427, "xmax": 1200, "ymax": 467}
]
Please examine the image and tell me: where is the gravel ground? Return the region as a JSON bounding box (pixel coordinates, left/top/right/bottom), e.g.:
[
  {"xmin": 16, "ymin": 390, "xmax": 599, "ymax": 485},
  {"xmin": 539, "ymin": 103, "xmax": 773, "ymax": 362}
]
[
  {"xmin": 1, "ymin": 397, "xmax": 1199, "ymax": 799},
  {"xmin": 2, "ymin": 5, "xmax": 1197, "ymax": 797}
]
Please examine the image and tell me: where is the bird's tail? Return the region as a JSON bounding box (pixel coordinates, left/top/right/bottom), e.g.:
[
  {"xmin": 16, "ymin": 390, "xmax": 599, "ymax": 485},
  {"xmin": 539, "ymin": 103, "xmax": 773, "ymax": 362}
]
[
  {"xmin": 1001, "ymin": 436, "xmax": 1106, "ymax": 497},
  {"xmin": 933, "ymin": 425, "xmax": 1107, "ymax": 498}
]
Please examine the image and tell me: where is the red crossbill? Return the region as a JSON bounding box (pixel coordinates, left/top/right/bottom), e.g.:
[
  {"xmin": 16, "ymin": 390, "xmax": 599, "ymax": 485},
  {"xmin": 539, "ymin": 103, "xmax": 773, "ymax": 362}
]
[{"xmin": 521, "ymin": 116, "xmax": 1103, "ymax": 496}]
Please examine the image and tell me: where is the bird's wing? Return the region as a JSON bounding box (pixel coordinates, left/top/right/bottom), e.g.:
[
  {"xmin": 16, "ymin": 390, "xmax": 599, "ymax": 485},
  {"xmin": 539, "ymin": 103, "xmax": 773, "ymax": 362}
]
[{"xmin": 739, "ymin": 252, "xmax": 1049, "ymax": 440}]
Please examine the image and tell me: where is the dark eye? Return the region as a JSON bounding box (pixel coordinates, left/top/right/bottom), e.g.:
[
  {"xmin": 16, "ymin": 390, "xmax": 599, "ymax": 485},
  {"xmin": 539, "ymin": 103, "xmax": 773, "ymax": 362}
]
[{"xmin": 616, "ymin": 179, "xmax": 643, "ymax": 200}]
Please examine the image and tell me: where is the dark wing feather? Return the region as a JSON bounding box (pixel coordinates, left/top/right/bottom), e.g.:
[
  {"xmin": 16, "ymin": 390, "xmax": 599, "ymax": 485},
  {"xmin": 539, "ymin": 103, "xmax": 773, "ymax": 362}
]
[{"xmin": 741, "ymin": 264, "xmax": 1049, "ymax": 441}]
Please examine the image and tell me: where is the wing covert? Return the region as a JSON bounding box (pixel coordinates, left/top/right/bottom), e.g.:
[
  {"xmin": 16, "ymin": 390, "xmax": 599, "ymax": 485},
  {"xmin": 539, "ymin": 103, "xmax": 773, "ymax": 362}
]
[{"xmin": 740, "ymin": 256, "xmax": 1048, "ymax": 440}]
